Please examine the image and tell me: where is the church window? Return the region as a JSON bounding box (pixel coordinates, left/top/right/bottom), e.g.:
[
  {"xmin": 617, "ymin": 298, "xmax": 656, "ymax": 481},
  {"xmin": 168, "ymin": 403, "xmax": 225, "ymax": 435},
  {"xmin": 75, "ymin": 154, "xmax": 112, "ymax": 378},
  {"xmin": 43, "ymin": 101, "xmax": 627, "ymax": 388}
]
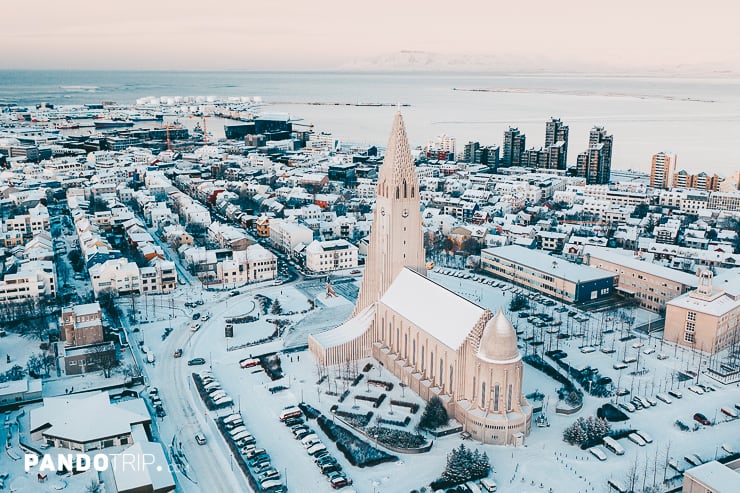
[
  {"xmin": 404, "ymin": 333, "xmax": 408, "ymax": 359},
  {"xmin": 396, "ymin": 328, "xmax": 400, "ymax": 352},
  {"xmin": 396, "ymin": 187, "xmax": 399, "ymax": 199},
  {"xmin": 472, "ymin": 376, "xmax": 476, "ymax": 400},
  {"xmin": 421, "ymin": 346, "xmax": 425, "ymax": 371},
  {"xmin": 494, "ymin": 384, "xmax": 500, "ymax": 411},
  {"xmin": 481, "ymin": 382, "xmax": 486, "ymax": 408},
  {"xmin": 507, "ymin": 385, "xmax": 513, "ymax": 411},
  {"xmin": 449, "ymin": 366, "xmax": 453, "ymax": 391},
  {"xmin": 430, "ymin": 352, "xmax": 434, "ymax": 379},
  {"xmin": 412, "ymin": 340, "xmax": 416, "ymax": 365},
  {"xmin": 411, "ymin": 187, "xmax": 415, "ymax": 198},
  {"xmin": 403, "ymin": 180, "xmax": 407, "ymax": 198},
  {"xmin": 439, "ymin": 359, "xmax": 444, "ymax": 387}
]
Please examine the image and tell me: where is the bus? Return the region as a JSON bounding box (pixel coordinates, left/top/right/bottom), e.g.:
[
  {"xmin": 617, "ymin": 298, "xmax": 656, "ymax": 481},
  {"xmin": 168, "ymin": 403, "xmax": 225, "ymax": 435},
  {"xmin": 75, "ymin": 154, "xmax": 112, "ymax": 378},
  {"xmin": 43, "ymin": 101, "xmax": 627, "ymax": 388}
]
[
  {"xmin": 279, "ymin": 406, "xmax": 303, "ymax": 422},
  {"xmin": 603, "ymin": 437, "xmax": 625, "ymax": 455}
]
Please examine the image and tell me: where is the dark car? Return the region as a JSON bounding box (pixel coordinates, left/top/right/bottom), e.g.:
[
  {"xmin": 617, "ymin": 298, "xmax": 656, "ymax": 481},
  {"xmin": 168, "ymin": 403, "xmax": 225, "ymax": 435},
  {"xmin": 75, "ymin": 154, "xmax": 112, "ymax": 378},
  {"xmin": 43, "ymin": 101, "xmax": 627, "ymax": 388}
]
[
  {"xmin": 192, "ymin": 313, "xmax": 201, "ymax": 320},
  {"xmin": 188, "ymin": 358, "xmax": 206, "ymax": 366},
  {"xmin": 693, "ymin": 413, "xmax": 711, "ymax": 425},
  {"xmin": 156, "ymin": 406, "xmax": 167, "ymax": 418}
]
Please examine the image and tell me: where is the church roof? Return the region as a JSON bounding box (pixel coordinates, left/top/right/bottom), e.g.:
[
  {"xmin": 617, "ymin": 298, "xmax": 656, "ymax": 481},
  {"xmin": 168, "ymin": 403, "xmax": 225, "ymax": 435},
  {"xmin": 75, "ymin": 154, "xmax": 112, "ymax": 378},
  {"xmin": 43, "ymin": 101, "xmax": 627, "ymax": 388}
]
[
  {"xmin": 310, "ymin": 304, "xmax": 376, "ymax": 348},
  {"xmin": 379, "ymin": 268, "xmax": 486, "ymax": 350},
  {"xmin": 477, "ymin": 308, "xmax": 521, "ymax": 364}
]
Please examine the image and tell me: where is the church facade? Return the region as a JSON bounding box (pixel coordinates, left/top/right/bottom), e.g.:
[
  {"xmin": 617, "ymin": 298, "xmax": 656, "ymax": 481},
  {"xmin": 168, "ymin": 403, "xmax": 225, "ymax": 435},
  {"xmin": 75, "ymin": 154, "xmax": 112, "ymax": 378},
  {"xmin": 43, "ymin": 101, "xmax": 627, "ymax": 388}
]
[{"xmin": 309, "ymin": 113, "xmax": 532, "ymax": 445}]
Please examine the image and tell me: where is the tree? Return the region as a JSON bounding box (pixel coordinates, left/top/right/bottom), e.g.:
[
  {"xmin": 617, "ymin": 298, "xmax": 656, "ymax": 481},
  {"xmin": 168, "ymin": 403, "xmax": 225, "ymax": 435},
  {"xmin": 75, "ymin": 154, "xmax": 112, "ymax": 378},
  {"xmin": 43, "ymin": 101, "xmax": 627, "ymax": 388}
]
[
  {"xmin": 442, "ymin": 238, "xmax": 454, "ymax": 254},
  {"xmin": 462, "ymin": 237, "xmax": 481, "ymax": 256},
  {"xmin": 270, "ymin": 299, "xmax": 283, "ymax": 315},
  {"xmin": 419, "ymin": 396, "xmax": 449, "ymax": 430},
  {"xmin": 440, "ymin": 444, "xmax": 491, "ymax": 485},
  {"xmin": 509, "ymin": 293, "xmax": 529, "ymax": 312}
]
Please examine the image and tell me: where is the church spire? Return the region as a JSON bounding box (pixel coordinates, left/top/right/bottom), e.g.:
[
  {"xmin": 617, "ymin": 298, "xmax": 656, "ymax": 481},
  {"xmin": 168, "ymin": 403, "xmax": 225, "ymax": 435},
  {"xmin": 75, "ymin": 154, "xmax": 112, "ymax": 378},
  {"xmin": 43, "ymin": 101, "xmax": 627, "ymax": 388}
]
[{"xmin": 353, "ymin": 112, "xmax": 427, "ymax": 316}]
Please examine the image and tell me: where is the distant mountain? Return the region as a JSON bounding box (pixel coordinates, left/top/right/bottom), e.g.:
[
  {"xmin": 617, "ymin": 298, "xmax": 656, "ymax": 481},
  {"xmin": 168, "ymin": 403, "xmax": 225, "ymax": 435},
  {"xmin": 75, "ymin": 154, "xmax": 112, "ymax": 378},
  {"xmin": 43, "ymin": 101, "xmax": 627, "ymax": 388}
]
[{"xmin": 340, "ymin": 50, "xmax": 740, "ymax": 77}]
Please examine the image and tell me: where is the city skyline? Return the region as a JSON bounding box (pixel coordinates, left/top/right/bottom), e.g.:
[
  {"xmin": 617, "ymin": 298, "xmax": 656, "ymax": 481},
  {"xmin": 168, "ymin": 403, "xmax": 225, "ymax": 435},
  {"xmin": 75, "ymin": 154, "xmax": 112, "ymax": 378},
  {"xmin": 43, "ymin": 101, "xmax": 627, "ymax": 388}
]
[{"xmin": 2, "ymin": 0, "xmax": 739, "ymax": 73}]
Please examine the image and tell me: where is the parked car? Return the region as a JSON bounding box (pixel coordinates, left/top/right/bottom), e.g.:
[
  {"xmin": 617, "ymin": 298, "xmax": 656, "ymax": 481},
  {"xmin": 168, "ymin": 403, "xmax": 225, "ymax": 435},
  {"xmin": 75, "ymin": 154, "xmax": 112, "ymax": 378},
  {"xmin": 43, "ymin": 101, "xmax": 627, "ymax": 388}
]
[
  {"xmin": 173, "ymin": 348, "xmax": 183, "ymax": 358},
  {"xmin": 693, "ymin": 413, "xmax": 711, "ymax": 425},
  {"xmin": 188, "ymin": 358, "xmax": 206, "ymax": 366},
  {"xmin": 656, "ymin": 393, "xmax": 673, "ymax": 404},
  {"xmin": 668, "ymin": 390, "xmax": 683, "ymax": 399},
  {"xmin": 688, "ymin": 386, "xmax": 705, "ymax": 395},
  {"xmin": 192, "ymin": 313, "xmax": 201, "ymax": 320},
  {"xmin": 195, "ymin": 434, "xmax": 207, "ymax": 445}
]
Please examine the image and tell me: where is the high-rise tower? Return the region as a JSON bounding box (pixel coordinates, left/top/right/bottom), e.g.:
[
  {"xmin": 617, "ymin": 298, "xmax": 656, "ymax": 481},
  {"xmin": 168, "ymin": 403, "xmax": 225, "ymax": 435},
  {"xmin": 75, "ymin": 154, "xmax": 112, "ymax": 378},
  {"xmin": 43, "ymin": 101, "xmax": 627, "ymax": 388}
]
[
  {"xmin": 650, "ymin": 152, "xmax": 677, "ymax": 189},
  {"xmin": 353, "ymin": 112, "xmax": 426, "ymax": 316}
]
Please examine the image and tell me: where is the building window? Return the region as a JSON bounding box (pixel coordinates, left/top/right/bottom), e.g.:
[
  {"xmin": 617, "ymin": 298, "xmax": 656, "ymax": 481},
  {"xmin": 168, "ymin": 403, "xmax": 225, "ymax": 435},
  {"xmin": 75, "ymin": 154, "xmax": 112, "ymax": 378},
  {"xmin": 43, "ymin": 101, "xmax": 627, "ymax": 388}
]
[
  {"xmin": 686, "ymin": 322, "xmax": 695, "ymax": 332},
  {"xmin": 687, "ymin": 311, "xmax": 696, "ymax": 321},
  {"xmin": 481, "ymin": 382, "xmax": 486, "ymax": 409},
  {"xmin": 684, "ymin": 332, "xmax": 695, "ymax": 343},
  {"xmin": 494, "ymin": 384, "xmax": 500, "ymax": 412}
]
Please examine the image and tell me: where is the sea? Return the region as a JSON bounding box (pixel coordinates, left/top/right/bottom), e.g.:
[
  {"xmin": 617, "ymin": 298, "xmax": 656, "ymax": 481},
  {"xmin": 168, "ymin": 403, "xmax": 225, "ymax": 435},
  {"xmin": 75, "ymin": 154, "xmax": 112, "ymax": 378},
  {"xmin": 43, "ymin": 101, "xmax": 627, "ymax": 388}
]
[{"xmin": 1, "ymin": 70, "xmax": 739, "ymax": 176}]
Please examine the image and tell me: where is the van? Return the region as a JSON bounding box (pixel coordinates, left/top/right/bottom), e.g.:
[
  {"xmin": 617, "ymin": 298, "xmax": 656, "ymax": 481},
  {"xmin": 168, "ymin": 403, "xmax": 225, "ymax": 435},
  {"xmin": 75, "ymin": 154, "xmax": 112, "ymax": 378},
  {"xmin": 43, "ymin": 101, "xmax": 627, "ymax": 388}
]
[
  {"xmin": 607, "ymin": 479, "xmax": 628, "ymax": 493},
  {"xmin": 480, "ymin": 479, "xmax": 497, "ymax": 492},
  {"xmin": 589, "ymin": 447, "xmax": 607, "ymax": 461},
  {"xmin": 613, "ymin": 363, "xmax": 628, "ymax": 370},
  {"xmin": 668, "ymin": 390, "xmax": 683, "ymax": 399},
  {"xmin": 656, "ymin": 393, "xmax": 672, "ymax": 404}
]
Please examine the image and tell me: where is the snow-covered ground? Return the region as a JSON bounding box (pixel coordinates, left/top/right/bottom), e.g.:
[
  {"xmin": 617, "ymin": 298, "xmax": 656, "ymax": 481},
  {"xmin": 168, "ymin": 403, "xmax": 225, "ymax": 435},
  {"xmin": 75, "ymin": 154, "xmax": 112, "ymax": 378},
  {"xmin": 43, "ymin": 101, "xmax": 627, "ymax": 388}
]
[{"xmin": 7, "ymin": 265, "xmax": 735, "ymax": 493}]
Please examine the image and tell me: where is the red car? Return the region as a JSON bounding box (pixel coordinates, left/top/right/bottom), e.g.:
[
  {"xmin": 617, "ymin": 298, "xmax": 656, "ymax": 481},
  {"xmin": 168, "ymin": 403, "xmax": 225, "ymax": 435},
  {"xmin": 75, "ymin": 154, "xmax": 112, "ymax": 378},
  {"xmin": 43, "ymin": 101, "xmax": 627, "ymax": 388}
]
[{"xmin": 693, "ymin": 413, "xmax": 711, "ymax": 425}]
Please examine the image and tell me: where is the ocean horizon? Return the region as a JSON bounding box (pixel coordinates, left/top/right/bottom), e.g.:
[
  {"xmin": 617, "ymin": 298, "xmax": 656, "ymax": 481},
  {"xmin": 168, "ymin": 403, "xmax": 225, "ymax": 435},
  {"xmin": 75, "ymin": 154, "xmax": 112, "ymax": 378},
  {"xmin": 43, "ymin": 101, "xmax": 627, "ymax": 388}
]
[{"xmin": 2, "ymin": 69, "xmax": 739, "ymax": 176}]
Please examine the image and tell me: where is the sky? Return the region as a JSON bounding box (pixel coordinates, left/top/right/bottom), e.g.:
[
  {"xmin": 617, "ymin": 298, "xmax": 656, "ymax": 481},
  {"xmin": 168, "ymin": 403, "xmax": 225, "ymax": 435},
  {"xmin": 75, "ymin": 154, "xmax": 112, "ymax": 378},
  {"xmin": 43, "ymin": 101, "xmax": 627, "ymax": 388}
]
[{"xmin": 2, "ymin": 0, "xmax": 739, "ymax": 72}]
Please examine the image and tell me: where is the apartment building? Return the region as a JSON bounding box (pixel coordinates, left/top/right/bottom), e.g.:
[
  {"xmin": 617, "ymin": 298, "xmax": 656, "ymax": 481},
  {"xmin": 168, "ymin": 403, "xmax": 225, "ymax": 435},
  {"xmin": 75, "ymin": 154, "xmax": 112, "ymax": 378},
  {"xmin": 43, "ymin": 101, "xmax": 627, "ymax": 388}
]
[
  {"xmin": 584, "ymin": 246, "xmax": 697, "ymax": 313},
  {"xmin": 0, "ymin": 260, "xmax": 56, "ymax": 302},
  {"xmin": 89, "ymin": 257, "xmax": 141, "ymax": 297},
  {"xmin": 650, "ymin": 152, "xmax": 677, "ymax": 189},
  {"xmin": 305, "ymin": 239, "xmax": 359, "ymax": 273},
  {"xmin": 269, "ymin": 218, "xmax": 314, "ymax": 254}
]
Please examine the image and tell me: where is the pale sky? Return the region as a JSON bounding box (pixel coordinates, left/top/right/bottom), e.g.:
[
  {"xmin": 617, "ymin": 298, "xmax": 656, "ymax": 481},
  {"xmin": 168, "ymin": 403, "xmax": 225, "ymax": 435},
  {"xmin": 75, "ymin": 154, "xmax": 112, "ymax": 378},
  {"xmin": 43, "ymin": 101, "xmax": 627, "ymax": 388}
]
[{"xmin": 2, "ymin": 0, "xmax": 738, "ymax": 71}]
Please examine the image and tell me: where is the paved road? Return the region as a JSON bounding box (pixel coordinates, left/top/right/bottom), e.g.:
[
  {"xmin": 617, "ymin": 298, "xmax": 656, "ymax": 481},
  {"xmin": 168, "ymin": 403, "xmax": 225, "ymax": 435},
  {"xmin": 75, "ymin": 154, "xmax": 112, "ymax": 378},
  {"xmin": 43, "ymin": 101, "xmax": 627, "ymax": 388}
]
[{"xmin": 154, "ymin": 309, "xmax": 253, "ymax": 493}]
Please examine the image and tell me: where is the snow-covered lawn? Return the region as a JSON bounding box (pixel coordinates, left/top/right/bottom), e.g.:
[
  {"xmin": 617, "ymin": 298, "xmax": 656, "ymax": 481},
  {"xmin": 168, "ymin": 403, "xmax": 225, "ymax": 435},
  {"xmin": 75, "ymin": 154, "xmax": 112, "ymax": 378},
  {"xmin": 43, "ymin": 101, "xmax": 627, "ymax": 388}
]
[{"xmin": 117, "ymin": 270, "xmax": 740, "ymax": 493}]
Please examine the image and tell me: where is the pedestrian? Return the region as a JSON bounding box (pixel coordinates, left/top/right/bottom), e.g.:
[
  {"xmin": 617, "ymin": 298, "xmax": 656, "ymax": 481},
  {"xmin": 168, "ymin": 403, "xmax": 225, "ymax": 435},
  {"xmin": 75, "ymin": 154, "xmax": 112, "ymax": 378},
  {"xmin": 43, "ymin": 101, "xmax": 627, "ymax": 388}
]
[{"xmin": 65, "ymin": 388, "xmax": 68, "ymax": 394}]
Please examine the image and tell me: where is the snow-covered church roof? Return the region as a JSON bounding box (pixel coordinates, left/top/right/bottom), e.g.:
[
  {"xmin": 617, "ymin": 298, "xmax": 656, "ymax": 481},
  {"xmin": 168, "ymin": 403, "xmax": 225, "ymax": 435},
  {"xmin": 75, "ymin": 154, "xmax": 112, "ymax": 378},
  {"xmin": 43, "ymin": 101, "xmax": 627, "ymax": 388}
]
[{"xmin": 379, "ymin": 268, "xmax": 487, "ymax": 350}]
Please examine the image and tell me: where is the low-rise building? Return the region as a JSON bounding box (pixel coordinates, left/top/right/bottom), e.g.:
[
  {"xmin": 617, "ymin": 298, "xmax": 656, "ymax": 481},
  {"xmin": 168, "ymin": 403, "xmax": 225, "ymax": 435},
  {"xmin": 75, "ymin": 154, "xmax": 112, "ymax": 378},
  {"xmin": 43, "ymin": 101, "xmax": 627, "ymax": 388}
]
[
  {"xmin": 682, "ymin": 459, "xmax": 740, "ymax": 493},
  {"xmin": 269, "ymin": 218, "xmax": 314, "ymax": 254},
  {"xmin": 305, "ymin": 239, "xmax": 359, "ymax": 272},
  {"xmin": 584, "ymin": 246, "xmax": 698, "ymax": 313},
  {"xmin": 664, "ymin": 271, "xmax": 740, "ymax": 353},
  {"xmin": 60, "ymin": 302, "xmax": 103, "ymax": 347},
  {"xmin": 481, "ymin": 245, "xmax": 616, "ymax": 304},
  {"xmin": 30, "ymin": 392, "xmax": 150, "ymax": 451}
]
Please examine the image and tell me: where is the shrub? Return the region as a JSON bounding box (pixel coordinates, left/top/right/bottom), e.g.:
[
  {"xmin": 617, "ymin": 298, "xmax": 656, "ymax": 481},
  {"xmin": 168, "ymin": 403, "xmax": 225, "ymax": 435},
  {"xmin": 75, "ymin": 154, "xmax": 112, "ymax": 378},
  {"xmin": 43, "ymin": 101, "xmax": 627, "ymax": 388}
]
[
  {"xmin": 366, "ymin": 426, "xmax": 426, "ymax": 449},
  {"xmin": 317, "ymin": 416, "xmax": 397, "ymax": 467}
]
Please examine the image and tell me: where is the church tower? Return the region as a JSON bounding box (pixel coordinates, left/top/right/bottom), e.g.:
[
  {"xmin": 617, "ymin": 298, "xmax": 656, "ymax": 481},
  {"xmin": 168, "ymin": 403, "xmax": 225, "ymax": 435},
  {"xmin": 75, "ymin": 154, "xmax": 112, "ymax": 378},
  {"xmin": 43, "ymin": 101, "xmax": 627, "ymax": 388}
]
[{"xmin": 353, "ymin": 112, "xmax": 427, "ymax": 316}]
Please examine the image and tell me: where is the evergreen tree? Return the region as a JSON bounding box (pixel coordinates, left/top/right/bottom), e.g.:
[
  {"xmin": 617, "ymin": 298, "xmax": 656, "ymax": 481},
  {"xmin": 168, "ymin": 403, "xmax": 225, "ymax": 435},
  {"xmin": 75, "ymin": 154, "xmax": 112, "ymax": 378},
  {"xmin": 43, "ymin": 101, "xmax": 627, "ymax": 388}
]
[
  {"xmin": 270, "ymin": 299, "xmax": 283, "ymax": 315},
  {"xmin": 419, "ymin": 396, "xmax": 449, "ymax": 429}
]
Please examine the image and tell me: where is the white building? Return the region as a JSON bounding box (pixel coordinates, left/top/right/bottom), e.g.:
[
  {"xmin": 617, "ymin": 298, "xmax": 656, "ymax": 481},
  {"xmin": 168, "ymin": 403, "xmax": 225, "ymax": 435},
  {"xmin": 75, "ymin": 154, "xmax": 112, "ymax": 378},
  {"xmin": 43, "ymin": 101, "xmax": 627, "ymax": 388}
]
[
  {"xmin": 305, "ymin": 239, "xmax": 359, "ymax": 272},
  {"xmin": 269, "ymin": 218, "xmax": 314, "ymax": 254},
  {"xmin": 0, "ymin": 260, "xmax": 56, "ymax": 302},
  {"xmin": 89, "ymin": 257, "xmax": 141, "ymax": 297}
]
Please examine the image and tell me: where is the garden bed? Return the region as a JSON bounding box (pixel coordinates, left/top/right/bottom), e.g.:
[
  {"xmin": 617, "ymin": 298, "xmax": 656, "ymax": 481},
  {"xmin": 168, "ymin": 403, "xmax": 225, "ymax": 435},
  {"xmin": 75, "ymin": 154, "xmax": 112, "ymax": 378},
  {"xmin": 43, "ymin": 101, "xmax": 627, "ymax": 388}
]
[{"xmin": 317, "ymin": 415, "xmax": 398, "ymax": 467}]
